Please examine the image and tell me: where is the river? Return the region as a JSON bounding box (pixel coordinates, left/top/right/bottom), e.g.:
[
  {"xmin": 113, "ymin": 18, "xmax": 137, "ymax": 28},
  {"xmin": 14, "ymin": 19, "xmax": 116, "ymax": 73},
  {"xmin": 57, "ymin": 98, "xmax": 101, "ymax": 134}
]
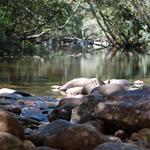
[{"xmin": 0, "ymin": 50, "xmax": 150, "ymax": 96}]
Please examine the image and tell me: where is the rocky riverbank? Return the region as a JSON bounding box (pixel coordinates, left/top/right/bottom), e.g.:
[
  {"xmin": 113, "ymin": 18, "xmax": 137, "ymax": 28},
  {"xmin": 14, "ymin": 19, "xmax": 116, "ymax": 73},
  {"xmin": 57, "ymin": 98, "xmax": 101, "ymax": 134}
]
[{"xmin": 0, "ymin": 78, "xmax": 150, "ymax": 150}]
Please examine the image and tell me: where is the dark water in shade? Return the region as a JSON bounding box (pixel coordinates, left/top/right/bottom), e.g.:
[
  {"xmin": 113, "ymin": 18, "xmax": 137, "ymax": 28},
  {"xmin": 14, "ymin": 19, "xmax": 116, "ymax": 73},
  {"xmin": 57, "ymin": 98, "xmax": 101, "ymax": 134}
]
[{"xmin": 0, "ymin": 50, "xmax": 150, "ymax": 97}]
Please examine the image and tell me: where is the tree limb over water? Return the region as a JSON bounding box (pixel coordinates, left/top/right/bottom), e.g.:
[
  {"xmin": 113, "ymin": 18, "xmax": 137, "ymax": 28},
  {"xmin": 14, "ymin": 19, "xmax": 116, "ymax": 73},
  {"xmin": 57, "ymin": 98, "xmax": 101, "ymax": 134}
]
[{"xmin": 22, "ymin": 0, "xmax": 82, "ymax": 40}]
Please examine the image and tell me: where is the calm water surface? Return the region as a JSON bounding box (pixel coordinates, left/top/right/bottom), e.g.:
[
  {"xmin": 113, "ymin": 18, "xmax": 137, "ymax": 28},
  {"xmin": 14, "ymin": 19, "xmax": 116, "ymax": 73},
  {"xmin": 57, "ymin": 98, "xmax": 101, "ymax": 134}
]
[{"xmin": 0, "ymin": 50, "xmax": 150, "ymax": 96}]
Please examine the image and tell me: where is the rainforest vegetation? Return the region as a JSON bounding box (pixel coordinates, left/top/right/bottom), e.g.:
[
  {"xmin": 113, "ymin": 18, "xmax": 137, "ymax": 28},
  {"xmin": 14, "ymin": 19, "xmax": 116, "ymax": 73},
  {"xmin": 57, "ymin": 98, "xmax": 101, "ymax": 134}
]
[{"xmin": 0, "ymin": 0, "xmax": 150, "ymax": 57}]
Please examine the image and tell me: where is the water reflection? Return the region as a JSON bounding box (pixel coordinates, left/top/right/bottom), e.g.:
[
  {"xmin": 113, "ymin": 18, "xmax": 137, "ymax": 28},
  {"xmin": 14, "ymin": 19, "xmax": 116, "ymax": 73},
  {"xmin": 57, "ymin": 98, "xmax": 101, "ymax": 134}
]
[{"xmin": 0, "ymin": 51, "xmax": 150, "ymax": 96}]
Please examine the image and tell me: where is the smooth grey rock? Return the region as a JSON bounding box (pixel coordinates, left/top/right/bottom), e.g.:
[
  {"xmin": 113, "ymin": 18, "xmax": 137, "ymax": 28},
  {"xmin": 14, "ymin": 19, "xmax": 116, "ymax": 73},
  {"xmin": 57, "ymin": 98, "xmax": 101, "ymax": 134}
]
[{"xmin": 60, "ymin": 78, "xmax": 99, "ymax": 91}]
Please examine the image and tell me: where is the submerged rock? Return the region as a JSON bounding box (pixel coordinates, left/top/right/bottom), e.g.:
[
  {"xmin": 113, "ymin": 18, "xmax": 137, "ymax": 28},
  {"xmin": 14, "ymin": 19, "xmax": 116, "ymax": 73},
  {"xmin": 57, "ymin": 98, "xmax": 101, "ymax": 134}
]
[{"xmin": 22, "ymin": 107, "xmax": 48, "ymax": 122}]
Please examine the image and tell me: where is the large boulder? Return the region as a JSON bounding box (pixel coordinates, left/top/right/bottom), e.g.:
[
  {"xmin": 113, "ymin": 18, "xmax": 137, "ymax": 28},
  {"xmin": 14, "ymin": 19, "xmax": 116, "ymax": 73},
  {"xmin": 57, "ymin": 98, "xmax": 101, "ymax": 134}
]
[
  {"xmin": 48, "ymin": 94, "xmax": 102, "ymax": 122},
  {"xmin": 0, "ymin": 109, "xmax": 24, "ymax": 139},
  {"xmin": 91, "ymin": 84, "xmax": 125, "ymax": 96},
  {"xmin": 60, "ymin": 78, "xmax": 99, "ymax": 91},
  {"xmin": 94, "ymin": 142, "xmax": 142, "ymax": 150},
  {"xmin": 82, "ymin": 80, "xmax": 105, "ymax": 95},
  {"xmin": 71, "ymin": 94, "xmax": 103, "ymax": 123},
  {"xmin": 0, "ymin": 131, "xmax": 24, "ymax": 150},
  {"xmin": 91, "ymin": 88, "xmax": 150, "ymax": 134},
  {"xmin": 44, "ymin": 124, "xmax": 109, "ymax": 150}
]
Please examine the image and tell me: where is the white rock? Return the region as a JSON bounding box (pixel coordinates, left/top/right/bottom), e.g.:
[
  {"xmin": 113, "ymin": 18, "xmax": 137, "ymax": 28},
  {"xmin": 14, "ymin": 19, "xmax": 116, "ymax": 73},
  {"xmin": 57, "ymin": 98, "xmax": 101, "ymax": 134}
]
[{"xmin": 0, "ymin": 88, "xmax": 16, "ymax": 95}]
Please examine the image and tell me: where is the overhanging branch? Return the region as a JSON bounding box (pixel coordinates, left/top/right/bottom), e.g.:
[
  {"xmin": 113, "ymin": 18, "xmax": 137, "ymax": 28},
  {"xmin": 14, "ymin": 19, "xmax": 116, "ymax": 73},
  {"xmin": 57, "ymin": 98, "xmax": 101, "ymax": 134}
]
[{"xmin": 24, "ymin": 0, "xmax": 82, "ymax": 39}]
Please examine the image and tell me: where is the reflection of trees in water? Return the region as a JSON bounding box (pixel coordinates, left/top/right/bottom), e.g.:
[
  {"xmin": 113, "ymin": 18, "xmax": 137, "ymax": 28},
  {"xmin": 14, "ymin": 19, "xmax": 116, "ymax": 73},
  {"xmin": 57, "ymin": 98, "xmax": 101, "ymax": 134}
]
[
  {"xmin": 0, "ymin": 51, "xmax": 150, "ymax": 86},
  {"xmin": 0, "ymin": 52, "xmax": 82, "ymax": 85},
  {"xmin": 83, "ymin": 52, "xmax": 150, "ymax": 80},
  {"xmin": 0, "ymin": 64, "xmax": 15, "ymax": 83},
  {"xmin": 138, "ymin": 55, "xmax": 150, "ymax": 77}
]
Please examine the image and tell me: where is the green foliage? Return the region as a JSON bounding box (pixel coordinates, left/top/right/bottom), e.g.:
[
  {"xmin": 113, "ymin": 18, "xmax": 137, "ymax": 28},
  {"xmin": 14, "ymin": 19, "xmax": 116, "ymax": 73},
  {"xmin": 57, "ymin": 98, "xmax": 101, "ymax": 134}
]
[
  {"xmin": 0, "ymin": 0, "xmax": 150, "ymax": 56},
  {"xmin": 0, "ymin": 0, "xmax": 83, "ymax": 56},
  {"xmin": 85, "ymin": 0, "xmax": 150, "ymax": 53},
  {"xmin": 139, "ymin": 25, "xmax": 150, "ymax": 43},
  {"xmin": 1, "ymin": 0, "xmax": 74, "ymax": 35},
  {"xmin": 0, "ymin": 7, "xmax": 11, "ymax": 29}
]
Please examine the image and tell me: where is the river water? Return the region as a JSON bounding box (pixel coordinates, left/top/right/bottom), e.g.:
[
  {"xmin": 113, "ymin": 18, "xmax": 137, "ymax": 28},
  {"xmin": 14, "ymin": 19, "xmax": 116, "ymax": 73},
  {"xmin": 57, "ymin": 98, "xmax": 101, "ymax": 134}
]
[{"xmin": 0, "ymin": 50, "xmax": 150, "ymax": 96}]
